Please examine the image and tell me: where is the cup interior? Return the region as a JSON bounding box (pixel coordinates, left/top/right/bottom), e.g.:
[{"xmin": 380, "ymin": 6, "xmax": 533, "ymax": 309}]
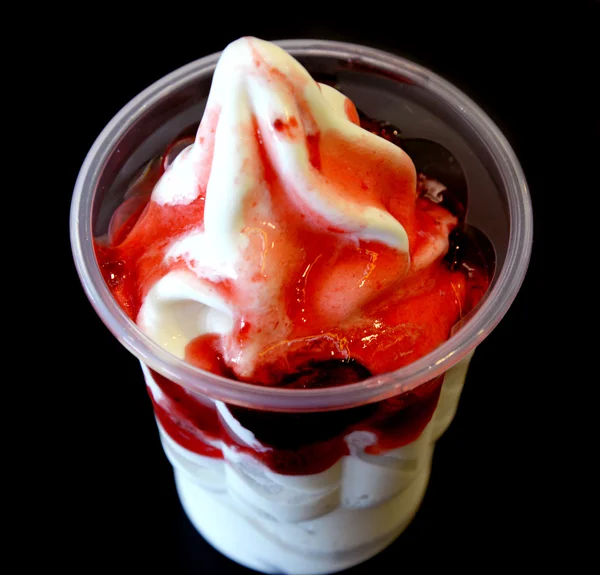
[{"xmin": 71, "ymin": 40, "xmax": 532, "ymax": 411}]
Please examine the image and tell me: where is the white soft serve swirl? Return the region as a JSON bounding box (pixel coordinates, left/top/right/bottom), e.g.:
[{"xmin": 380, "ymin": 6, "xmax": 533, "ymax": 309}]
[{"xmin": 137, "ymin": 37, "xmax": 417, "ymax": 377}]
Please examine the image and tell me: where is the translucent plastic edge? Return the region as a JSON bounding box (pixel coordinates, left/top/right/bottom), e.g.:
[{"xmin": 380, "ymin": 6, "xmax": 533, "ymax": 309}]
[{"xmin": 70, "ymin": 39, "xmax": 533, "ymax": 412}]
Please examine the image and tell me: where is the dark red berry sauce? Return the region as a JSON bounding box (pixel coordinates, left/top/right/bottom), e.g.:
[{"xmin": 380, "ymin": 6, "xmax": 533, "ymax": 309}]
[{"xmin": 96, "ymin": 109, "xmax": 491, "ymax": 475}]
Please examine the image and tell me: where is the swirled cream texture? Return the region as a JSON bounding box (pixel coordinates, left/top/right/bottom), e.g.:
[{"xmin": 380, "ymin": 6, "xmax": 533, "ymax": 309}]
[
  {"xmin": 97, "ymin": 36, "xmax": 466, "ymax": 384},
  {"xmin": 141, "ymin": 356, "xmax": 473, "ymax": 574}
]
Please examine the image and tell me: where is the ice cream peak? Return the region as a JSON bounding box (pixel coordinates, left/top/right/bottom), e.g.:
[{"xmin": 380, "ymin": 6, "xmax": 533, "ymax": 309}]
[{"xmin": 96, "ymin": 37, "xmax": 474, "ymax": 385}]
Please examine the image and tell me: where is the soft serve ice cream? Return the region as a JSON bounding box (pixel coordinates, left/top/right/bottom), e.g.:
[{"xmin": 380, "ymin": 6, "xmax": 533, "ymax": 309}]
[
  {"xmin": 95, "ymin": 37, "xmax": 489, "ymax": 574},
  {"xmin": 97, "ymin": 37, "xmax": 475, "ymax": 385}
]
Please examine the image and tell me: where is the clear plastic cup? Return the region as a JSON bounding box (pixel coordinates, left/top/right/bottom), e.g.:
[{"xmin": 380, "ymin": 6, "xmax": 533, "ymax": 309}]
[{"xmin": 70, "ymin": 39, "xmax": 532, "ymax": 575}]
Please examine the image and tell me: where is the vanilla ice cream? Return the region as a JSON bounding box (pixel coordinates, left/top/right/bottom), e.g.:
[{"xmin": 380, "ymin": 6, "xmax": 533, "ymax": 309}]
[{"xmin": 93, "ymin": 37, "xmax": 490, "ymax": 575}]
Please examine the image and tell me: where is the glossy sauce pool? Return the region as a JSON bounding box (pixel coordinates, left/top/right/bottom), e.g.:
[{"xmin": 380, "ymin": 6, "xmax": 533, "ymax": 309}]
[{"xmin": 95, "ymin": 114, "xmax": 492, "ymax": 475}]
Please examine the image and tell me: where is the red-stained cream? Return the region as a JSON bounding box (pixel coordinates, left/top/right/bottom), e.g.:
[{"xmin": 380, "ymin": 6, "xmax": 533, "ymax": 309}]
[{"xmin": 95, "ymin": 38, "xmax": 489, "ymax": 474}]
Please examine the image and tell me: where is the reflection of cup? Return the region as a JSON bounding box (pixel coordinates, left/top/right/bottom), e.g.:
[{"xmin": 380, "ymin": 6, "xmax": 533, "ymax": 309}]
[{"xmin": 70, "ymin": 40, "xmax": 532, "ymax": 574}]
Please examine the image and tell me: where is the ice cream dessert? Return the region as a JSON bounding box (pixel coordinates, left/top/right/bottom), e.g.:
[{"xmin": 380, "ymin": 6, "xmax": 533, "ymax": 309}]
[{"xmin": 94, "ymin": 37, "xmax": 490, "ymax": 574}]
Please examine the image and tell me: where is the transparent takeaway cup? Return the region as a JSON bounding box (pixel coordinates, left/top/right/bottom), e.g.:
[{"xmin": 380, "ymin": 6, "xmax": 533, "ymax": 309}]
[{"xmin": 70, "ymin": 40, "xmax": 533, "ymax": 575}]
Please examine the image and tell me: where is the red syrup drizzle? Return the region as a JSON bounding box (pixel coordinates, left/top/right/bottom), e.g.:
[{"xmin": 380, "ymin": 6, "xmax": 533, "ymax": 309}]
[
  {"xmin": 149, "ymin": 368, "xmax": 443, "ymax": 474},
  {"xmin": 95, "ymin": 114, "xmax": 491, "ymax": 476}
]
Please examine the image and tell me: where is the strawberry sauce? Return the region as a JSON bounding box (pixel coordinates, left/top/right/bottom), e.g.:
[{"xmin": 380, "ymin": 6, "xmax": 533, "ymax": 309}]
[
  {"xmin": 149, "ymin": 368, "xmax": 443, "ymax": 475},
  {"xmin": 95, "ymin": 109, "xmax": 491, "ymax": 476}
]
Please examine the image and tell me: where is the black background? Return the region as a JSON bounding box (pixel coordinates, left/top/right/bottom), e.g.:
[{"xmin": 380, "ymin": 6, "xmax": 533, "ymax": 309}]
[{"xmin": 47, "ymin": 2, "xmax": 597, "ymax": 572}]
